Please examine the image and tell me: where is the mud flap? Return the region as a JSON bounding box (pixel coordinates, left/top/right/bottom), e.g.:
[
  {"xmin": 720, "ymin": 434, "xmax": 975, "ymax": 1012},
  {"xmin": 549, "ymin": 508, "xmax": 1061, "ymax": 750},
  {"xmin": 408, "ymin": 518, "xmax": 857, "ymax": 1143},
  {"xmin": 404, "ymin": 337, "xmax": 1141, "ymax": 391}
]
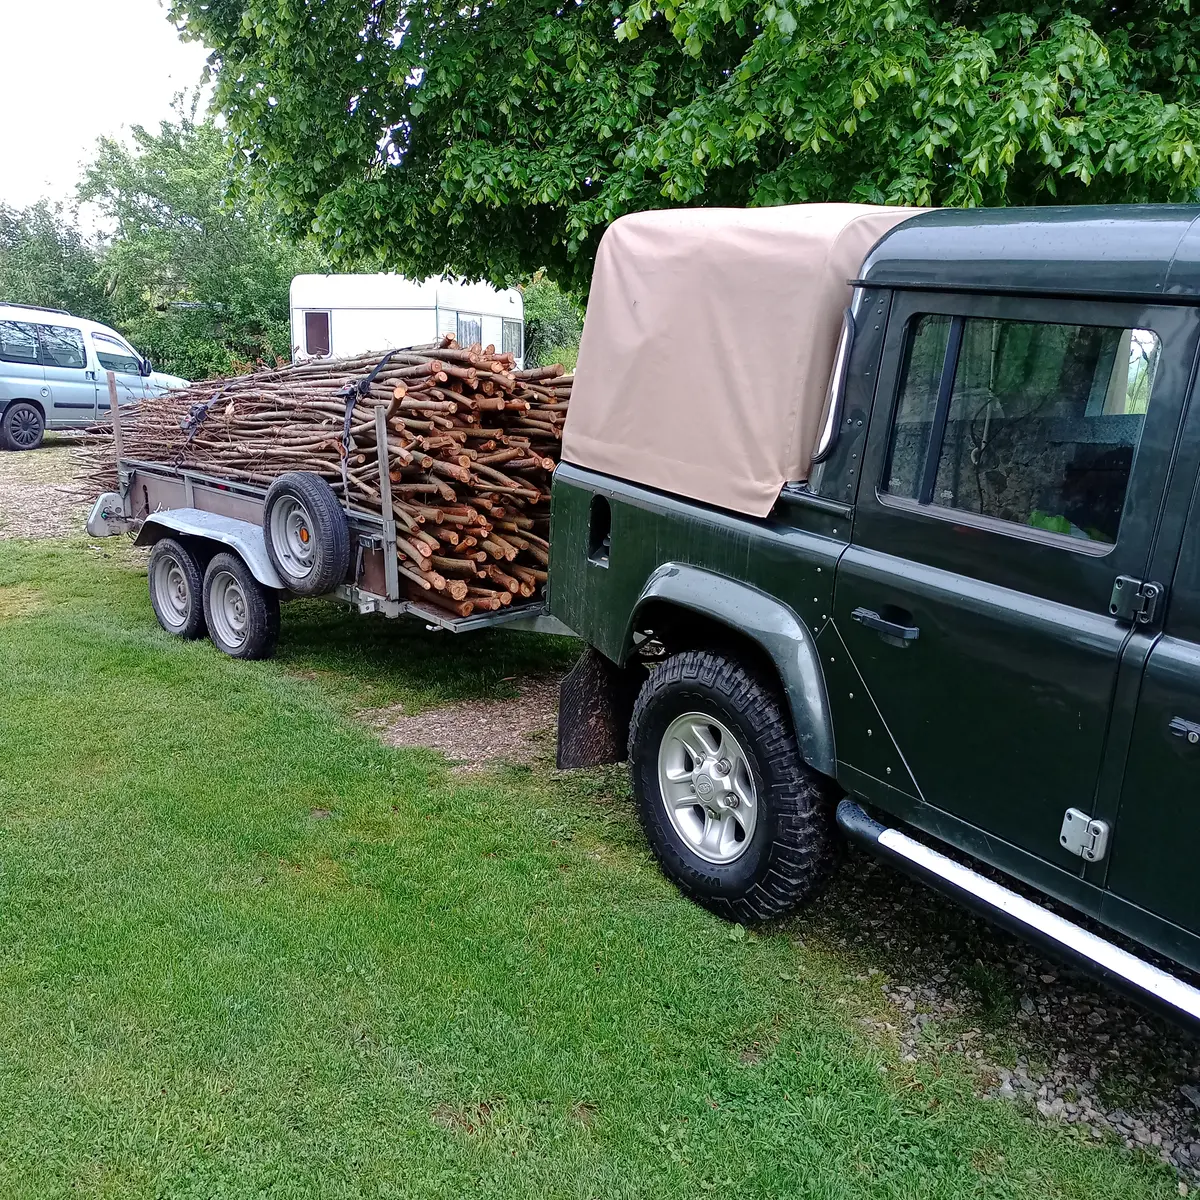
[{"xmin": 556, "ymin": 647, "xmax": 643, "ymax": 770}]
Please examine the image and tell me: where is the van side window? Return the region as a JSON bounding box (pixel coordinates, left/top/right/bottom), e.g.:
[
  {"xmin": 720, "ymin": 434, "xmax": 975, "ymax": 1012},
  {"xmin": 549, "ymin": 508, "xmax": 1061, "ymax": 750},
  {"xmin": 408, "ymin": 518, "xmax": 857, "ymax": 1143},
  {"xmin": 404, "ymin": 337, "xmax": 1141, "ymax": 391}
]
[
  {"xmin": 93, "ymin": 333, "xmax": 140, "ymax": 374},
  {"xmin": 0, "ymin": 320, "xmax": 40, "ymax": 365},
  {"xmin": 40, "ymin": 324, "xmax": 87, "ymax": 369},
  {"xmin": 304, "ymin": 311, "xmax": 330, "ymax": 357},
  {"xmin": 882, "ymin": 314, "xmax": 1162, "ymax": 546}
]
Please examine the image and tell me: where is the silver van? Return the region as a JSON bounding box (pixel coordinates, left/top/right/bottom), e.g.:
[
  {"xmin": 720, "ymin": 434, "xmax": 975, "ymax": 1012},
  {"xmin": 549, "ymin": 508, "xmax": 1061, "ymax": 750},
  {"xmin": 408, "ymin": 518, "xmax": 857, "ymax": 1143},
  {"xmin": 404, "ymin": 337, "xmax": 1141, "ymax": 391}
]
[{"xmin": 0, "ymin": 303, "xmax": 188, "ymax": 450}]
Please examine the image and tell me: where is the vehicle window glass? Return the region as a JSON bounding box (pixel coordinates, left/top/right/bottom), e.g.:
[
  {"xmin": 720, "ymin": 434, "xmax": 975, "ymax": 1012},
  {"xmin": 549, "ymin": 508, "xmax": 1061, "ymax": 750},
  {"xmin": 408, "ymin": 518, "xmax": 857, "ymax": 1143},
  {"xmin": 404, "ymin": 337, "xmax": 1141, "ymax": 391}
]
[
  {"xmin": 0, "ymin": 320, "xmax": 41, "ymax": 365},
  {"xmin": 502, "ymin": 318, "xmax": 523, "ymax": 360},
  {"xmin": 304, "ymin": 311, "xmax": 330, "ymax": 357},
  {"xmin": 457, "ymin": 313, "xmax": 482, "ymax": 348},
  {"xmin": 40, "ymin": 324, "xmax": 87, "ymax": 369},
  {"xmin": 882, "ymin": 314, "xmax": 1162, "ymax": 546},
  {"xmin": 93, "ymin": 333, "xmax": 141, "ymax": 374}
]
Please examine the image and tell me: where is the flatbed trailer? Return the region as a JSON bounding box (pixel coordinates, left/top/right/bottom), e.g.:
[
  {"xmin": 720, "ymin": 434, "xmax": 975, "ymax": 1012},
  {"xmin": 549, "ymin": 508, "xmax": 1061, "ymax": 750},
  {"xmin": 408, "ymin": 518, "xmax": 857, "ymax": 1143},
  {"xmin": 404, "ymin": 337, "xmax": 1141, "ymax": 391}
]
[{"xmin": 87, "ymin": 452, "xmax": 569, "ymax": 651}]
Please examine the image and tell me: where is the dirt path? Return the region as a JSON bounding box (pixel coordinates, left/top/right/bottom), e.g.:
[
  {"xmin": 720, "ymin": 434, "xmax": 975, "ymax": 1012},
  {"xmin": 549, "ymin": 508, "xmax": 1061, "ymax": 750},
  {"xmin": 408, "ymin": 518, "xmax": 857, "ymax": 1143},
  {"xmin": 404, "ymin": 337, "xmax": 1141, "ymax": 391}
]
[
  {"xmin": 364, "ymin": 674, "xmax": 559, "ymax": 769},
  {"xmin": 0, "ymin": 438, "xmax": 91, "ymax": 539}
]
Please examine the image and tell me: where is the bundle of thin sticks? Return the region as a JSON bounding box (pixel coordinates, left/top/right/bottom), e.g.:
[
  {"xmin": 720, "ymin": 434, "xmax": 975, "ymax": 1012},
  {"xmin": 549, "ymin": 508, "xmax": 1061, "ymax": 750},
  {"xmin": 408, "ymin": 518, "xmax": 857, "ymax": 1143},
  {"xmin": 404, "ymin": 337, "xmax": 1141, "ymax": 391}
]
[{"xmin": 83, "ymin": 336, "xmax": 571, "ymax": 616}]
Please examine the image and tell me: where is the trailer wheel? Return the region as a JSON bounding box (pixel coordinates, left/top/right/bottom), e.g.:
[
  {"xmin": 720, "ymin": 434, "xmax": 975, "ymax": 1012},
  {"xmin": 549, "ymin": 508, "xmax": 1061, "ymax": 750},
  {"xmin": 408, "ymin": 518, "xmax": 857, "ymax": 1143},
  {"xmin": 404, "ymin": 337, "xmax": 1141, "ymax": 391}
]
[
  {"xmin": 147, "ymin": 538, "xmax": 206, "ymax": 639},
  {"xmin": 203, "ymin": 552, "xmax": 280, "ymax": 660},
  {"xmin": 628, "ymin": 649, "xmax": 836, "ymax": 923},
  {"xmin": 262, "ymin": 472, "xmax": 350, "ymax": 596},
  {"xmin": 1, "ymin": 402, "xmax": 45, "ymax": 451}
]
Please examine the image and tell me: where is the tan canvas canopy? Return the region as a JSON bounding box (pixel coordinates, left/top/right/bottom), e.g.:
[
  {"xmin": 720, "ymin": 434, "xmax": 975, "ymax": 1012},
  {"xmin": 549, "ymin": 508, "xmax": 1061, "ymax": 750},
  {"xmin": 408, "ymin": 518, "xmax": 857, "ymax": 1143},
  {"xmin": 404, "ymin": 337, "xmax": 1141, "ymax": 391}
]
[{"xmin": 562, "ymin": 203, "xmax": 922, "ymax": 517}]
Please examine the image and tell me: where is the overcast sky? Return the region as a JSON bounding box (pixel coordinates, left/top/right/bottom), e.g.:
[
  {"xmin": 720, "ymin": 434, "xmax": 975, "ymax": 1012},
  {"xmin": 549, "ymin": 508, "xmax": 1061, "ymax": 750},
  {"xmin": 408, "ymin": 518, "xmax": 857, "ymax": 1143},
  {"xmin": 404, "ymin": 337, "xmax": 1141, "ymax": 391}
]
[{"xmin": 0, "ymin": 0, "xmax": 210, "ymax": 210}]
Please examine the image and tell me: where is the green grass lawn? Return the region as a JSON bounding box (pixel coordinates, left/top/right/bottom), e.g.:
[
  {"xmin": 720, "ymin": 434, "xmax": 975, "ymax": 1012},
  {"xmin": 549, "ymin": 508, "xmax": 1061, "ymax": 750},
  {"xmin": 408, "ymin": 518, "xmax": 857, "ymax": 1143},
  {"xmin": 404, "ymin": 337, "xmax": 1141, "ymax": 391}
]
[{"xmin": 0, "ymin": 539, "xmax": 1184, "ymax": 1199}]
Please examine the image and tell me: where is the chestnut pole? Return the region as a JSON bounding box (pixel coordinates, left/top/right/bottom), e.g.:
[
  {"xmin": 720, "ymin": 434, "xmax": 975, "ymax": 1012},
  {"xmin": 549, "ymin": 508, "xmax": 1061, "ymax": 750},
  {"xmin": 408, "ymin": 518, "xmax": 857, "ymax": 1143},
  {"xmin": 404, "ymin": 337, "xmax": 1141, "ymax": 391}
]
[{"xmin": 106, "ymin": 371, "xmax": 123, "ymax": 463}]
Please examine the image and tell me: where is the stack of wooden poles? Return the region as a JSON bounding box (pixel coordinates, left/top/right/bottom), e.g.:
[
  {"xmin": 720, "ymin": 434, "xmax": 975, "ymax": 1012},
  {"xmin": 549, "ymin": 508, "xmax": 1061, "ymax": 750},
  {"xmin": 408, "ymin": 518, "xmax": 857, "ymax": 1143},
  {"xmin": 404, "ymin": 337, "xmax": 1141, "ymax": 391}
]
[{"xmin": 86, "ymin": 336, "xmax": 571, "ymax": 616}]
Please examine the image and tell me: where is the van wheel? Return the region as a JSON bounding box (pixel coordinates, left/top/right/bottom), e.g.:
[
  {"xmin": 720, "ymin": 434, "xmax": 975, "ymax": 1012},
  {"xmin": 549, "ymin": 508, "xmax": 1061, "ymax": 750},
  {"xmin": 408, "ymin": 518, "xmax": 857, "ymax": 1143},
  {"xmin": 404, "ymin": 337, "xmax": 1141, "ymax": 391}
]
[
  {"xmin": 628, "ymin": 649, "xmax": 836, "ymax": 923},
  {"xmin": 1, "ymin": 402, "xmax": 45, "ymax": 451},
  {"xmin": 263, "ymin": 472, "xmax": 350, "ymax": 596},
  {"xmin": 147, "ymin": 538, "xmax": 205, "ymax": 639},
  {"xmin": 203, "ymin": 552, "xmax": 280, "ymax": 660}
]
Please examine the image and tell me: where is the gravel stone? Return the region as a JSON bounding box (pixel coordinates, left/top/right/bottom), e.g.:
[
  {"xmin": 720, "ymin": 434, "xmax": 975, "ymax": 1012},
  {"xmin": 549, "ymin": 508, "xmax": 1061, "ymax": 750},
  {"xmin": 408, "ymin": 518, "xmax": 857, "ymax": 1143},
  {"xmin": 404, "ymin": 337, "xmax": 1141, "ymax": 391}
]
[{"xmin": 803, "ymin": 847, "xmax": 1200, "ymax": 1185}]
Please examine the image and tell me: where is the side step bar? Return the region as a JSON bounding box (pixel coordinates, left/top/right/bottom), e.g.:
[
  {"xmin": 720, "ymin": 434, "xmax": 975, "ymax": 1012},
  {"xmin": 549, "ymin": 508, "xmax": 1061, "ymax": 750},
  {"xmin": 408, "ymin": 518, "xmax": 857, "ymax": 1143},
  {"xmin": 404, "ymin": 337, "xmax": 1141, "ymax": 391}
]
[{"xmin": 836, "ymin": 799, "xmax": 1200, "ymax": 1026}]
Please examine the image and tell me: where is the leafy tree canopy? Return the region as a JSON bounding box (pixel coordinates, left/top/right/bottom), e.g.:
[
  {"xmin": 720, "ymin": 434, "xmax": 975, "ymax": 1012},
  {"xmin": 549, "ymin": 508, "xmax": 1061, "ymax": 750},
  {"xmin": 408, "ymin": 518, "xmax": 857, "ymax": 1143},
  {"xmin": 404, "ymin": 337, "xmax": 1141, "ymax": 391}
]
[
  {"xmin": 171, "ymin": 0, "xmax": 1200, "ymax": 291},
  {"xmin": 79, "ymin": 102, "xmax": 326, "ymax": 378},
  {"xmin": 0, "ymin": 201, "xmax": 114, "ymax": 323}
]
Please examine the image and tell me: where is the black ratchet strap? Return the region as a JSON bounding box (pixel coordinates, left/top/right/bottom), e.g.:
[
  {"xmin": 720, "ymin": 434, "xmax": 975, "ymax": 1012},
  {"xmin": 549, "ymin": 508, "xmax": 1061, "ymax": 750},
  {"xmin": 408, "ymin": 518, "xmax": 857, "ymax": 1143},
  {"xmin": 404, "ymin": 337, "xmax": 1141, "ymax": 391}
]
[{"xmin": 336, "ymin": 349, "xmax": 402, "ymax": 495}]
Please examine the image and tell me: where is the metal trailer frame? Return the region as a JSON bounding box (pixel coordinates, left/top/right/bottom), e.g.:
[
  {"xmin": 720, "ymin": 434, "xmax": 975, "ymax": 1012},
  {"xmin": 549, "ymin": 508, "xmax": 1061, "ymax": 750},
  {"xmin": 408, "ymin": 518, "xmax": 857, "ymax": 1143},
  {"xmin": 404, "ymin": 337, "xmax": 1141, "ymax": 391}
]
[{"xmin": 88, "ymin": 412, "xmax": 570, "ymax": 637}]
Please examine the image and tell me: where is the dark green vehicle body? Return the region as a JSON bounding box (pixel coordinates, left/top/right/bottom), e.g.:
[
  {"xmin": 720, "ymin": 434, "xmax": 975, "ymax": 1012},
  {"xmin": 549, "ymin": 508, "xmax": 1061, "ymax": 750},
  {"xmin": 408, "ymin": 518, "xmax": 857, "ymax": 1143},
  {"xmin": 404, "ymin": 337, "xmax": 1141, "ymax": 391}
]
[{"xmin": 549, "ymin": 205, "xmax": 1200, "ymax": 981}]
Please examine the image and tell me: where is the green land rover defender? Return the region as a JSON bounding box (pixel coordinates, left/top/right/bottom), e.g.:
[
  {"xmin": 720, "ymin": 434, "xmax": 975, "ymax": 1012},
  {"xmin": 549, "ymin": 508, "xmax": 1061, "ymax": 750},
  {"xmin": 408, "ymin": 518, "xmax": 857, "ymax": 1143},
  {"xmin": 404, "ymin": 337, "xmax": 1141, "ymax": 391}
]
[{"xmin": 548, "ymin": 203, "xmax": 1200, "ymax": 1024}]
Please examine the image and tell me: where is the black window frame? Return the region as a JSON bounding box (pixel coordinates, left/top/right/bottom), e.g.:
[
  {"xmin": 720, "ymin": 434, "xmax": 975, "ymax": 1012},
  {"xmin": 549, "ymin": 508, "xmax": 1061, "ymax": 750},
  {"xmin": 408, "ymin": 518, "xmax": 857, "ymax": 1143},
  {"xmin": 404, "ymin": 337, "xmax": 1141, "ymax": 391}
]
[
  {"xmin": 876, "ymin": 302, "xmax": 1168, "ymax": 556},
  {"xmin": 304, "ymin": 310, "xmax": 331, "ymax": 357}
]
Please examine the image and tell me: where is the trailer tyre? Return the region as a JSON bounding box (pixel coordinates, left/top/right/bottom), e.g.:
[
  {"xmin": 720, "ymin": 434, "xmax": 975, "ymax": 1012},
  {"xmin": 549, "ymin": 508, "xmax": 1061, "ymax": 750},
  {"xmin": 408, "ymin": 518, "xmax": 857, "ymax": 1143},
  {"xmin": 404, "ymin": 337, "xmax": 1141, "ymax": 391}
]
[
  {"xmin": 628, "ymin": 649, "xmax": 836, "ymax": 923},
  {"xmin": 263, "ymin": 472, "xmax": 350, "ymax": 596},
  {"xmin": 147, "ymin": 538, "xmax": 206, "ymax": 639},
  {"xmin": 203, "ymin": 552, "xmax": 280, "ymax": 660}
]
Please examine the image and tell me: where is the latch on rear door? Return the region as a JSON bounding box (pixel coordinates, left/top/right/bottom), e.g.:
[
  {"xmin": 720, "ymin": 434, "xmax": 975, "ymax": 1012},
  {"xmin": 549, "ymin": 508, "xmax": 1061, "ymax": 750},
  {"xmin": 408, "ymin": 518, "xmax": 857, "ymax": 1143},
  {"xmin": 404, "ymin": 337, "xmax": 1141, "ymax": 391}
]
[{"xmin": 1059, "ymin": 808, "xmax": 1110, "ymax": 863}]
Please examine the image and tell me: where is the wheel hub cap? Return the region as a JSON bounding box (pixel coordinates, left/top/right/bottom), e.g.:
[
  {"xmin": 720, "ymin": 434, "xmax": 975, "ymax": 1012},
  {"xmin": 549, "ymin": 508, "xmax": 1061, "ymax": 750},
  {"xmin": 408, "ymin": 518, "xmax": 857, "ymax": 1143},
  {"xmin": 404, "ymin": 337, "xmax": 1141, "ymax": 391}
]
[{"xmin": 658, "ymin": 713, "xmax": 758, "ymax": 865}]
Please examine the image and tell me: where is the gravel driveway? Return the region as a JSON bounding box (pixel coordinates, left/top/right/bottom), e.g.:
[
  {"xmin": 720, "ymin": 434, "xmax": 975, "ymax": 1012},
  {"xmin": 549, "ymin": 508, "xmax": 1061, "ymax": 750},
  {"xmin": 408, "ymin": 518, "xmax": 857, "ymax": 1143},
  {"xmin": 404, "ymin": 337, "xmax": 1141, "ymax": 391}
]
[{"xmin": 0, "ymin": 438, "xmax": 90, "ymax": 539}]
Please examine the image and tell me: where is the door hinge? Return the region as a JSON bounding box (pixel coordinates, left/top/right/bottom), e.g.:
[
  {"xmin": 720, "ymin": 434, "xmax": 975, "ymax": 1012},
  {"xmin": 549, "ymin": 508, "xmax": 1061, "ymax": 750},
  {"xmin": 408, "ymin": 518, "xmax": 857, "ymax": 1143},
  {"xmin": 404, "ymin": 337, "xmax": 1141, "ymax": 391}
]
[
  {"xmin": 1109, "ymin": 576, "xmax": 1163, "ymax": 626},
  {"xmin": 1059, "ymin": 807, "xmax": 1110, "ymax": 863}
]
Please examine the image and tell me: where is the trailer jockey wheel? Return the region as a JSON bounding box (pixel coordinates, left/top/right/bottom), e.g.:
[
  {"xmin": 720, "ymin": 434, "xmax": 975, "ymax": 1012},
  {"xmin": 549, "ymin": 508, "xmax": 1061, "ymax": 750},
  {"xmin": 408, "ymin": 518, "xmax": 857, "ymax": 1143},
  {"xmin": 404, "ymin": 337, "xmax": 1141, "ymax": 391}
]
[
  {"xmin": 147, "ymin": 538, "xmax": 206, "ymax": 639},
  {"xmin": 262, "ymin": 472, "xmax": 350, "ymax": 596},
  {"xmin": 203, "ymin": 552, "xmax": 280, "ymax": 660}
]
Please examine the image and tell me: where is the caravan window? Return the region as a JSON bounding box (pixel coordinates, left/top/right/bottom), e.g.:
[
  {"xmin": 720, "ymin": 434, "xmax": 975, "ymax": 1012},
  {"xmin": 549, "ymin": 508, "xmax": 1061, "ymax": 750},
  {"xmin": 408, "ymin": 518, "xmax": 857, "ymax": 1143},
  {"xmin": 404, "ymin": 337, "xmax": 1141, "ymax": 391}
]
[
  {"xmin": 456, "ymin": 313, "xmax": 482, "ymax": 348},
  {"xmin": 502, "ymin": 318, "xmax": 523, "ymax": 360},
  {"xmin": 304, "ymin": 311, "xmax": 331, "ymax": 357}
]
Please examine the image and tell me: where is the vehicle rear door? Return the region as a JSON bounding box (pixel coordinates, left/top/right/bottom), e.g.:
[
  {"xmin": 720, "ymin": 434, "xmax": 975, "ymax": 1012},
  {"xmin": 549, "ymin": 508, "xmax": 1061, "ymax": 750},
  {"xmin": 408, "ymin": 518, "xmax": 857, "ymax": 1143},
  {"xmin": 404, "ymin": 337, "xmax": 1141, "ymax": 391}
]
[
  {"xmin": 91, "ymin": 331, "xmax": 147, "ymax": 407},
  {"xmin": 832, "ymin": 290, "xmax": 1198, "ymax": 879},
  {"xmin": 1103, "ymin": 444, "xmax": 1200, "ymax": 953},
  {"xmin": 37, "ymin": 322, "xmax": 96, "ymax": 424}
]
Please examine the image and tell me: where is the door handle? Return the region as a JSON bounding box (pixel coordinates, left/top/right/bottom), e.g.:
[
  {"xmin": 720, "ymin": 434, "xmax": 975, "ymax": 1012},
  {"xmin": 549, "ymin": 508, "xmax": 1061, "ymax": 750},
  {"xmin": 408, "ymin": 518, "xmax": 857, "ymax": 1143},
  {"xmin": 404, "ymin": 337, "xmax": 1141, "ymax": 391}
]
[
  {"xmin": 851, "ymin": 607, "xmax": 920, "ymax": 642},
  {"xmin": 1169, "ymin": 717, "xmax": 1200, "ymax": 745}
]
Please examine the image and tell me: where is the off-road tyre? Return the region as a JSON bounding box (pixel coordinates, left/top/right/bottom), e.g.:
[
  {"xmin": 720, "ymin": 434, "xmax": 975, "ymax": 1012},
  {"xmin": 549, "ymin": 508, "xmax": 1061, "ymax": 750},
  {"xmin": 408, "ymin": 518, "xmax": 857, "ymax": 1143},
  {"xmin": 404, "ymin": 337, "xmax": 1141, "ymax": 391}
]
[
  {"xmin": 628, "ymin": 649, "xmax": 837, "ymax": 923},
  {"xmin": 1, "ymin": 401, "xmax": 45, "ymax": 451},
  {"xmin": 262, "ymin": 471, "xmax": 350, "ymax": 596},
  {"xmin": 202, "ymin": 552, "xmax": 281, "ymax": 660},
  {"xmin": 147, "ymin": 538, "xmax": 206, "ymax": 639}
]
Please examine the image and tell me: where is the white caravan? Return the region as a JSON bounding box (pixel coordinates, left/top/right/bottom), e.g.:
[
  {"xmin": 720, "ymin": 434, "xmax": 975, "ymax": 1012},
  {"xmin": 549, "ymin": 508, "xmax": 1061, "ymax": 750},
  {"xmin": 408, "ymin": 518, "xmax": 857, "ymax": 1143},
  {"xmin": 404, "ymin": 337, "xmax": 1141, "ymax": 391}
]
[{"xmin": 289, "ymin": 275, "xmax": 524, "ymax": 364}]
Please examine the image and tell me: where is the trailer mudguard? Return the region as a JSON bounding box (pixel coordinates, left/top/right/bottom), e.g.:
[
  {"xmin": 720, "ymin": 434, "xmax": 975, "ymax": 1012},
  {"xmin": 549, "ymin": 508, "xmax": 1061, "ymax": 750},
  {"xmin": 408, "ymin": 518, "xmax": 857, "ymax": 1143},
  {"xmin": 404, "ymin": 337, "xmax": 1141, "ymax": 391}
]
[
  {"xmin": 631, "ymin": 563, "xmax": 836, "ymax": 777},
  {"xmin": 134, "ymin": 508, "xmax": 285, "ymax": 590}
]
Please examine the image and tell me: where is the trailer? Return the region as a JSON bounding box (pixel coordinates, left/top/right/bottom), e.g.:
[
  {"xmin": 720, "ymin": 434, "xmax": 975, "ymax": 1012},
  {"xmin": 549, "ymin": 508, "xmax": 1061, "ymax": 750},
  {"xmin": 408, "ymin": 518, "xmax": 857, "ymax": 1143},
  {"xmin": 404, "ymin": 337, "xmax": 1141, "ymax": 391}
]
[{"xmin": 86, "ymin": 400, "xmax": 568, "ymax": 658}]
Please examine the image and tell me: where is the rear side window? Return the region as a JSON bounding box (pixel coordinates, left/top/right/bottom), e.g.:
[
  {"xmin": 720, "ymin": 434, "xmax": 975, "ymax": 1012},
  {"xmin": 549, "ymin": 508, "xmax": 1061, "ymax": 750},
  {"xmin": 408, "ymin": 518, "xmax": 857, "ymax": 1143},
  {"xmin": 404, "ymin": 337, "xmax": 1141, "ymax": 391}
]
[
  {"xmin": 0, "ymin": 320, "xmax": 40, "ymax": 365},
  {"xmin": 304, "ymin": 311, "xmax": 330, "ymax": 357},
  {"xmin": 40, "ymin": 324, "xmax": 87, "ymax": 369},
  {"xmin": 93, "ymin": 332, "xmax": 140, "ymax": 374},
  {"xmin": 882, "ymin": 315, "xmax": 1162, "ymax": 546}
]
